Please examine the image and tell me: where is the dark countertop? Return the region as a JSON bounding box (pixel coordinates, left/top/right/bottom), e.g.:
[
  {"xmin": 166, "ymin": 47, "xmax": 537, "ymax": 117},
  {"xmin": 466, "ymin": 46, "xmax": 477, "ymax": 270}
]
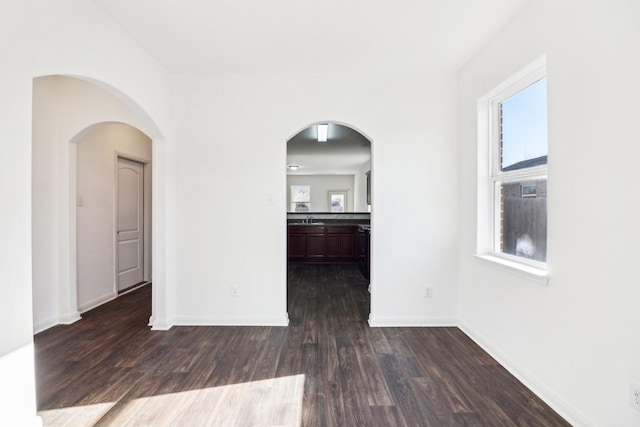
[{"xmin": 287, "ymin": 221, "xmax": 369, "ymax": 227}]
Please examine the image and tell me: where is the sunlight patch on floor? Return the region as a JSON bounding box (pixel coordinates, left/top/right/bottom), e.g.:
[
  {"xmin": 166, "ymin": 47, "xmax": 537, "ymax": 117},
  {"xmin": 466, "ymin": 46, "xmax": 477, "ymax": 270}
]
[
  {"xmin": 38, "ymin": 401, "xmax": 116, "ymax": 426},
  {"xmin": 38, "ymin": 374, "xmax": 305, "ymax": 426}
]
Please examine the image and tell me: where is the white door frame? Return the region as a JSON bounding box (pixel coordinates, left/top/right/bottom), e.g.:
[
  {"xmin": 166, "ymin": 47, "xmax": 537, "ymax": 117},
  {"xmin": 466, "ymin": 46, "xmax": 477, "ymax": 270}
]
[
  {"xmin": 115, "ymin": 155, "xmax": 150, "ymax": 293},
  {"xmin": 65, "ymin": 132, "xmax": 167, "ymax": 329}
]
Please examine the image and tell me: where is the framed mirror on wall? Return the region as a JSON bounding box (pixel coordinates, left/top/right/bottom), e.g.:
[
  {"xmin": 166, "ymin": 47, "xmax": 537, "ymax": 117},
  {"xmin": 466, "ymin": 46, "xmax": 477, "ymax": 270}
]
[
  {"xmin": 328, "ymin": 190, "xmax": 347, "ymax": 212},
  {"xmin": 290, "ymin": 185, "xmax": 311, "ymax": 212}
]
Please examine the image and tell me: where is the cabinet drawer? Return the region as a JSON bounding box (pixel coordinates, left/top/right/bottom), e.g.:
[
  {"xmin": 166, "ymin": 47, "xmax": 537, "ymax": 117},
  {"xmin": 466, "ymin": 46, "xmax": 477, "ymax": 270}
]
[
  {"xmin": 288, "ymin": 226, "xmax": 325, "ymax": 234},
  {"xmin": 326, "ymin": 226, "xmax": 356, "ymax": 234}
]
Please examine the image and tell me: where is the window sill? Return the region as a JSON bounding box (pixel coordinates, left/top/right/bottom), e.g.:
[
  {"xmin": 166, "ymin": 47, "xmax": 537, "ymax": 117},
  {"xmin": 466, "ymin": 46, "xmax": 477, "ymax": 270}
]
[{"xmin": 473, "ymin": 254, "xmax": 549, "ymax": 286}]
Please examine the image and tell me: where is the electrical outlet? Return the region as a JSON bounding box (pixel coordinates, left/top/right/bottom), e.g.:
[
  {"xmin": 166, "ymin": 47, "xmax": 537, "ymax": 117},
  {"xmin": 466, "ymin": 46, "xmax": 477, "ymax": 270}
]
[
  {"xmin": 232, "ymin": 286, "xmax": 240, "ymax": 297},
  {"xmin": 424, "ymin": 287, "xmax": 433, "ymax": 298},
  {"xmin": 631, "ymin": 381, "xmax": 640, "ymax": 411}
]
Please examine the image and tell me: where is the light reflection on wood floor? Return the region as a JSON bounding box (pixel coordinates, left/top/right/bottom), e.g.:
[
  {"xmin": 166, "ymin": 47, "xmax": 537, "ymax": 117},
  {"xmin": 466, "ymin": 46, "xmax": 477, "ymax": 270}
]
[{"xmin": 38, "ymin": 374, "xmax": 304, "ymax": 427}]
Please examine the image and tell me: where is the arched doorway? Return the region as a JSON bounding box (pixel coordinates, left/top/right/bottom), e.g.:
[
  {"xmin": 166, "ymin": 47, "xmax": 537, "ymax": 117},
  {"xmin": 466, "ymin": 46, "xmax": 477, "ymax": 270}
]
[
  {"xmin": 285, "ymin": 122, "xmax": 373, "ymax": 320},
  {"xmin": 31, "ymin": 75, "xmax": 166, "ymax": 334}
]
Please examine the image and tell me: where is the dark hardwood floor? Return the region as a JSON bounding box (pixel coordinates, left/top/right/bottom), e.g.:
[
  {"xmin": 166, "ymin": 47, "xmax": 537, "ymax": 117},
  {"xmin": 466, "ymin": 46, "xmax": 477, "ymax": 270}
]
[{"xmin": 35, "ymin": 264, "xmax": 569, "ymax": 426}]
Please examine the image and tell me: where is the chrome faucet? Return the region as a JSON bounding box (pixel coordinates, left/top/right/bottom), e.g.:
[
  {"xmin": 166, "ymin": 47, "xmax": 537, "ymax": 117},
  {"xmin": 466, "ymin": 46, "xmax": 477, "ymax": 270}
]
[{"xmin": 305, "ymin": 215, "xmax": 313, "ymax": 224}]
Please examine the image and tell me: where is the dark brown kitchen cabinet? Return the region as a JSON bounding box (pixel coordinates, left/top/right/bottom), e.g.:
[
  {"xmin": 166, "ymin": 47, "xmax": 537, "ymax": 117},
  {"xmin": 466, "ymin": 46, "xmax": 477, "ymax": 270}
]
[
  {"xmin": 307, "ymin": 234, "xmax": 325, "ymax": 258},
  {"xmin": 287, "ymin": 226, "xmax": 325, "ymax": 261},
  {"xmin": 325, "ymin": 226, "xmax": 356, "ymax": 259},
  {"xmin": 287, "ymin": 233, "xmax": 306, "ymax": 258},
  {"xmin": 288, "ymin": 225, "xmax": 358, "ymax": 263}
]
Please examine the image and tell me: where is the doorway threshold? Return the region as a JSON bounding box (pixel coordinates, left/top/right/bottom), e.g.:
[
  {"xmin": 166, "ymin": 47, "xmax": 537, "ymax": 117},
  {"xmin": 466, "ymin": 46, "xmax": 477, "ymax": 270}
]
[{"xmin": 118, "ymin": 281, "xmax": 151, "ymax": 295}]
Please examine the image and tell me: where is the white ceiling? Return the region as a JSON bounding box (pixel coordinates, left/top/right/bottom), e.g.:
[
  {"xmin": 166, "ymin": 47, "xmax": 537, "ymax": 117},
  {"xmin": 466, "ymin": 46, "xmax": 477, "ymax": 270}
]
[
  {"xmin": 94, "ymin": 0, "xmax": 531, "ymax": 173},
  {"xmin": 287, "ymin": 123, "xmax": 371, "ymax": 175},
  {"xmin": 95, "ymin": 0, "xmax": 531, "ymax": 74}
]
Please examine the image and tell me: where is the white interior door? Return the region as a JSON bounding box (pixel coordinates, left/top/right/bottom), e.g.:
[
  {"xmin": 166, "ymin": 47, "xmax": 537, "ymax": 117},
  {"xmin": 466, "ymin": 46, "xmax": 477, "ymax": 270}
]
[{"xmin": 117, "ymin": 157, "xmax": 144, "ymax": 292}]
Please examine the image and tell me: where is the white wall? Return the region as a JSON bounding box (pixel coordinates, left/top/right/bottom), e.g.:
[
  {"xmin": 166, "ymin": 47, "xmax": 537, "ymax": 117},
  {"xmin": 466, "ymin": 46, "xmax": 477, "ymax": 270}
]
[
  {"xmin": 31, "ymin": 77, "xmax": 62, "ymax": 334},
  {"xmin": 457, "ymin": 1, "xmax": 640, "ymax": 425},
  {"xmin": 170, "ymin": 71, "xmax": 460, "ymax": 327},
  {"xmin": 1, "ymin": 1, "xmax": 170, "ymax": 424},
  {"xmin": 287, "ymin": 175, "xmax": 354, "ymax": 212},
  {"xmin": 76, "ymin": 123, "xmax": 152, "ymax": 312}
]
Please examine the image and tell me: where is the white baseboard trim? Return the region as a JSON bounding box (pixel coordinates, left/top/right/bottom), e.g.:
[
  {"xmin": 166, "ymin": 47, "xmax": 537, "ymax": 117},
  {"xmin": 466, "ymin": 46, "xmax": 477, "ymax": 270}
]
[
  {"xmin": 171, "ymin": 314, "xmax": 290, "ymax": 327},
  {"xmin": 33, "ymin": 316, "xmax": 60, "ymax": 335},
  {"xmin": 34, "ymin": 291, "xmax": 125, "ymax": 334},
  {"xmin": 58, "ymin": 311, "xmax": 81, "ymax": 325},
  {"xmin": 119, "ymin": 281, "xmax": 150, "ymax": 296},
  {"xmin": 78, "ymin": 292, "xmax": 117, "ymax": 314},
  {"xmin": 150, "ymin": 318, "xmax": 173, "ymax": 330},
  {"xmin": 368, "ymin": 316, "xmax": 457, "ymax": 327},
  {"xmin": 458, "ymin": 320, "xmax": 594, "ymax": 427}
]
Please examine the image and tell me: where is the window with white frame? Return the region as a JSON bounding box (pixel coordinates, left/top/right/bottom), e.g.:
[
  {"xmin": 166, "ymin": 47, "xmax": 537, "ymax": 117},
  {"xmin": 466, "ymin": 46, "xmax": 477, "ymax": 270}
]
[{"xmin": 481, "ymin": 61, "xmax": 548, "ymax": 268}]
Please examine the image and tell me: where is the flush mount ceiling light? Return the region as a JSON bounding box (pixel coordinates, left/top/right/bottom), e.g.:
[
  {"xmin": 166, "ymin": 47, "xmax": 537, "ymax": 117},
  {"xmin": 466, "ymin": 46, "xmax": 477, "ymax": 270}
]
[
  {"xmin": 317, "ymin": 123, "xmax": 328, "ymax": 142},
  {"xmin": 288, "ymin": 164, "xmax": 299, "ymax": 171}
]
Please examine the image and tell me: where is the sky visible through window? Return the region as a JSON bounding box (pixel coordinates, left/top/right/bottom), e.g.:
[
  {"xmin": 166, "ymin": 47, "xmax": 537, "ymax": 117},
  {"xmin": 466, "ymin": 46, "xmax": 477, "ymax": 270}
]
[{"xmin": 501, "ymin": 77, "xmax": 548, "ymax": 170}]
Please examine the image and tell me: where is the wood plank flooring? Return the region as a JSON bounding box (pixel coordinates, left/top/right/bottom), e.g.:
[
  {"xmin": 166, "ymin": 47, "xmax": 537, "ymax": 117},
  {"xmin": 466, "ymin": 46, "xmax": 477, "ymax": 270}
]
[{"xmin": 35, "ymin": 264, "xmax": 569, "ymax": 426}]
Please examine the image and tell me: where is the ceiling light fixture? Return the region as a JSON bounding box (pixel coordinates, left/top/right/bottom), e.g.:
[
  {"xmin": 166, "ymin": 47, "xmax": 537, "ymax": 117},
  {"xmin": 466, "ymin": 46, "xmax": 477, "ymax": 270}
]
[
  {"xmin": 288, "ymin": 164, "xmax": 299, "ymax": 171},
  {"xmin": 317, "ymin": 123, "xmax": 328, "ymax": 142}
]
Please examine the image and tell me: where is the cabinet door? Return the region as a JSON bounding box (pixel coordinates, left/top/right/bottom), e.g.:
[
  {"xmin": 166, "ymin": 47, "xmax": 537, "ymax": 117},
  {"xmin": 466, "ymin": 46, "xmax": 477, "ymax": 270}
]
[
  {"xmin": 307, "ymin": 234, "xmax": 325, "ymax": 258},
  {"xmin": 340, "ymin": 234, "xmax": 355, "ymax": 258},
  {"xmin": 325, "ymin": 235, "xmax": 341, "ymax": 258},
  {"xmin": 288, "ymin": 234, "xmax": 306, "ymax": 258}
]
